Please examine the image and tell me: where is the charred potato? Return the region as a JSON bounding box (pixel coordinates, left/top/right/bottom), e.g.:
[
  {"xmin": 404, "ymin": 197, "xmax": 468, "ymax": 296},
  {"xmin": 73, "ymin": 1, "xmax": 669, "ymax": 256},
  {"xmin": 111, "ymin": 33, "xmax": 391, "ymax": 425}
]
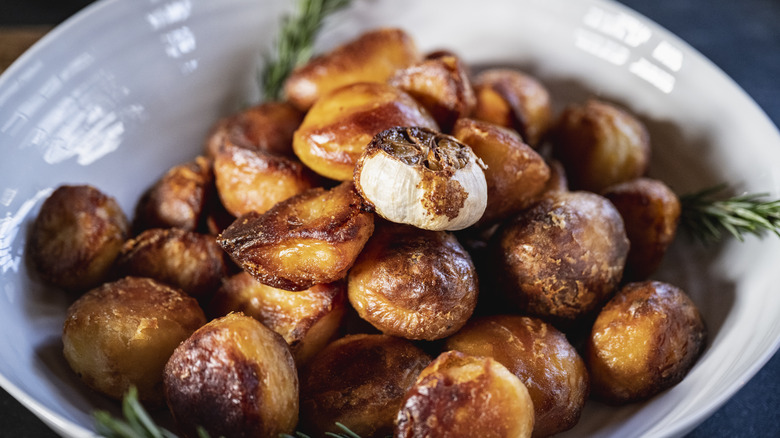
[
  {"xmin": 490, "ymin": 191, "xmax": 629, "ymax": 326},
  {"xmin": 348, "ymin": 223, "xmax": 478, "ymax": 340},
  {"xmin": 62, "ymin": 277, "xmax": 206, "ymax": 404},
  {"xmin": 300, "ymin": 334, "xmax": 431, "ymax": 437},
  {"xmin": 445, "ymin": 315, "xmax": 589, "ymax": 437},
  {"xmin": 395, "ymin": 350, "xmax": 534, "ymax": 438},
  {"xmin": 218, "ymin": 181, "xmax": 375, "ymax": 291},
  {"xmin": 116, "ymin": 228, "xmax": 227, "ymax": 300},
  {"xmin": 164, "ymin": 313, "xmax": 298, "ymax": 438},
  {"xmin": 292, "ymin": 81, "xmax": 438, "ymax": 181},
  {"xmin": 603, "ymin": 178, "xmax": 681, "ymax": 280},
  {"xmin": 551, "ymin": 99, "xmax": 651, "ymax": 193},
  {"xmin": 471, "ymin": 68, "xmax": 552, "ymax": 147},
  {"xmin": 453, "ymin": 118, "xmax": 551, "ymax": 226},
  {"xmin": 209, "ymin": 272, "xmax": 347, "ymax": 365},
  {"xmin": 284, "ymin": 28, "xmax": 421, "ymax": 111},
  {"xmin": 586, "ymin": 281, "xmax": 707, "ymax": 404},
  {"xmin": 29, "ymin": 185, "xmax": 129, "ymax": 292}
]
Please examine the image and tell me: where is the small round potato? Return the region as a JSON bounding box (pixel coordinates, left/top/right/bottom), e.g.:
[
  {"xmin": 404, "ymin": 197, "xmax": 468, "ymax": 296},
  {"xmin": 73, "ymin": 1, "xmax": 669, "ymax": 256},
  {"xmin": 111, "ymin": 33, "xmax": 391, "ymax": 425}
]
[
  {"xmin": 209, "ymin": 271, "xmax": 347, "ymax": 365},
  {"xmin": 348, "ymin": 223, "xmax": 478, "ymax": 340},
  {"xmin": 490, "ymin": 191, "xmax": 629, "ymax": 326},
  {"xmin": 62, "ymin": 277, "xmax": 206, "ymax": 404},
  {"xmin": 551, "ymin": 99, "xmax": 650, "ymax": 193},
  {"xmin": 164, "ymin": 313, "xmax": 298, "ymax": 438},
  {"xmin": 603, "ymin": 178, "xmax": 681, "ymax": 280},
  {"xmin": 586, "ymin": 281, "xmax": 707, "ymax": 404},
  {"xmin": 29, "ymin": 184, "xmax": 129, "ymax": 292},
  {"xmin": 445, "ymin": 315, "xmax": 589, "ymax": 437},
  {"xmin": 300, "ymin": 334, "xmax": 431, "ymax": 437},
  {"xmin": 395, "ymin": 350, "xmax": 534, "ymax": 438}
]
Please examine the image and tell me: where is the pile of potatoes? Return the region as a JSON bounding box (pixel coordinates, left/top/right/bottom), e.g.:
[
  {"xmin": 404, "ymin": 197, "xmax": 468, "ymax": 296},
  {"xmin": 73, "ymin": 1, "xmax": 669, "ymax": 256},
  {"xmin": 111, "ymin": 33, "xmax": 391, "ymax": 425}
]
[{"xmin": 29, "ymin": 27, "xmax": 707, "ymax": 438}]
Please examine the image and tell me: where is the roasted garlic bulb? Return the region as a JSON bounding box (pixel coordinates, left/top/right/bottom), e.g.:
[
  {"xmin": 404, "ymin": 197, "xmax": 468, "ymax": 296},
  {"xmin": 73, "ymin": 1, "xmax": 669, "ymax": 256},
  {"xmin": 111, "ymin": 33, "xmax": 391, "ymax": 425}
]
[{"xmin": 354, "ymin": 126, "xmax": 487, "ymax": 231}]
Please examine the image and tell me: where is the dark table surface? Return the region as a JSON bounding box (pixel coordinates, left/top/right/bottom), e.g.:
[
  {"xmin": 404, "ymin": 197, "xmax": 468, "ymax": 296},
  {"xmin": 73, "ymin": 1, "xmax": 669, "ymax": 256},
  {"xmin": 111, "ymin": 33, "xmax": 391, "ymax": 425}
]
[{"xmin": 1, "ymin": 0, "xmax": 779, "ymax": 436}]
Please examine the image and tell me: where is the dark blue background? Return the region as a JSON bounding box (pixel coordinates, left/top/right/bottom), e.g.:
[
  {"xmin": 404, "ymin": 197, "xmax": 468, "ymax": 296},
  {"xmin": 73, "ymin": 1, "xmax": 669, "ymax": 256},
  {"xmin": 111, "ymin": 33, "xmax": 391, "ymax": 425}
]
[{"xmin": 1, "ymin": 0, "xmax": 779, "ymax": 436}]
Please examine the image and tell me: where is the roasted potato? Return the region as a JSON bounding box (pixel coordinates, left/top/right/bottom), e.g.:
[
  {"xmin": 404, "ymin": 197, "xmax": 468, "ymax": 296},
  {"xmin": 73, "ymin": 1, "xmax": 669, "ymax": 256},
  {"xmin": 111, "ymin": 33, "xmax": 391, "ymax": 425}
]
[
  {"xmin": 164, "ymin": 313, "xmax": 298, "ymax": 438},
  {"xmin": 445, "ymin": 315, "xmax": 589, "ymax": 437},
  {"xmin": 471, "ymin": 68, "xmax": 553, "ymax": 147},
  {"xmin": 395, "ymin": 350, "xmax": 534, "ymax": 438},
  {"xmin": 116, "ymin": 228, "xmax": 227, "ymax": 300},
  {"xmin": 218, "ymin": 181, "xmax": 375, "ymax": 291},
  {"xmin": 284, "ymin": 28, "xmax": 421, "ymax": 111},
  {"xmin": 453, "ymin": 118, "xmax": 551, "ymax": 226},
  {"xmin": 586, "ymin": 281, "xmax": 706, "ymax": 404},
  {"xmin": 209, "ymin": 272, "xmax": 347, "ymax": 365},
  {"xmin": 62, "ymin": 277, "xmax": 206, "ymax": 404},
  {"xmin": 300, "ymin": 334, "xmax": 431, "ymax": 437},
  {"xmin": 292, "ymin": 81, "xmax": 438, "ymax": 181},
  {"xmin": 389, "ymin": 53, "xmax": 476, "ymax": 132},
  {"xmin": 29, "ymin": 184, "xmax": 129, "ymax": 292},
  {"xmin": 551, "ymin": 99, "xmax": 650, "ymax": 193},
  {"xmin": 490, "ymin": 191, "xmax": 629, "ymax": 326},
  {"xmin": 603, "ymin": 177, "xmax": 681, "ymax": 280},
  {"xmin": 348, "ymin": 222, "xmax": 478, "ymax": 340}
]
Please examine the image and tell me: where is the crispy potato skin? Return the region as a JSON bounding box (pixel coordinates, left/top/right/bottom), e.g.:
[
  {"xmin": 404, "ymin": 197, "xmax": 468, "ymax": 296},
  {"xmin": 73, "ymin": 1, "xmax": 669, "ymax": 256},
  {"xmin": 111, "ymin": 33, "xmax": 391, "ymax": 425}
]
[
  {"xmin": 603, "ymin": 178, "xmax": 681, "ymax": 280},
  {"xmin": 218, "ymin": 182, "xmax": 375, "ymax": 291},
  {"xmin": 551, "ymin": 99, "xmax": 650, "ymax": 193},
  {"xmin": 164, "ymin": 313, "xmax": 298, "ymax": 438},
  {"xmin": 209, "ymin": 272, "xmax": 346, "ymax": 366},
  {"xmin": 293, "ymin": 82, "xmax": 438, "ymax": 181},
  {"xmin": 62, "ymin": 277, "xmax": 206, "ymax": 404},
  {"xmin": 348, "ymin": 223, "xmax": 478, "ymax": 340},
  {"xmin": 116, "ymin": 228, "xmax": 227, "ymax": 300},
  {"xmin": 445, "ymin": 315, "xmax": 589, "ymax": 437},
  {"xmin": 490, "ymin": 191, "xmax": 629, "ymax": 326},
  {"xmin": 453, "ymin": 118, "xmax": 550, "ymax": 226},
  {"xmin": 284, "ymin": 28, "xmax": 421, "ymax": 111},
  {"xmin": 586, "ymin": 281, "xmax": 707, "ymax": 404},
  {"xmin": 471, "ymin": 69, "xmax": 552, "ymax": 147},
  {"xmin": 300, "ymin": 334, "xmax": 431, "ymax": 437},
  {"xmin": 133, "ymin": 156, "xmax": 213, "ymax": 233},
  {"xmin": 29, "ymin": 185, "xmax": 129, "ymax": 292},
  {"xmin": 395, "ymin": 351, "xmax": 534, "ymax": 438}
]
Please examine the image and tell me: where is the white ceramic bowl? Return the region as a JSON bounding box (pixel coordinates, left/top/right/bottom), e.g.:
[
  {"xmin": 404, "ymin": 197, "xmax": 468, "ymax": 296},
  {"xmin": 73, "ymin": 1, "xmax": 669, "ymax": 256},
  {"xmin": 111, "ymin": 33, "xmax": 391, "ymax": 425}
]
[{"xmin": 2, "ymin": 0, "xmax": 780, "ymax": 437}]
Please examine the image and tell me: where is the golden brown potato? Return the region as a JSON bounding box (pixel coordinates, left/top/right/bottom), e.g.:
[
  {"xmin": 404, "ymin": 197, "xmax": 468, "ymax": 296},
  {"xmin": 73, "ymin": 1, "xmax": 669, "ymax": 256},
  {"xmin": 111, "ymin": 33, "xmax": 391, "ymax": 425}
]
[
  {"xmin": 300, "ymin": 334, "xmax": 431, "ymax": 437},
  {"xmin": 62, "ymin": 277, "xmax": 206, "ymax": 404},
  {"xmin": 218, "ymin": 181, "xmax": 375, "ymax": 291},
  {"xmin": 133, "ymin": 156, "xmax": 213, "ymax": 233},
  {"xmin": 29, "ymin": 185, "xmax": 129, "ymax": 292},
  {"xmin": 116, "ymin": 228, "xmax": 228, "ymax": 300},
  {"xmin": 213, "ymin": 135, "xmax": 319, "ymax": 217},
  {"xmin": 445, "ymin": 315, "xmax": 589, "ymax": 437},
  {"xmin": 348, "ymin": 222, "xmax": 478, "ymax": 340},
  {"xmin": 453, "ymin": 118, "xmax": 551, "ymax": 226},
  {"xmin": 284, "ymin": 28, "xmax": 421, "ymax": 111},
  {"xmin": 389, "ymin": 54, "xmax": 476, "ymax": 132},
  {"xmin": 551, "ymin": 99, "xmax": 651, "ymax": 193},
  {"xmin": 395, "ymin": 350, "xmax": 534, "ymax": 438},
  {"xmin": 292, "ymin": 81, "xmax": 438, "ymax": 181},
  {"xmin": 490, "ymin": 191, "xmax": 629, "ymax": 326},
  {"xmin": 204, "ymin": 101, "xmax": 304, "ymax": 159},
  {"xmin": 539, "ymin": 158, "xmax": 569, "ymax": 197},
  {"xmin": 164, "ymin": 313, "xmax": 298, "ymax": 438},
  {"xmin": 209, "ymin": 272, "xmax": 347, "ymax": 365},
  {"xmin": 586, "ymin": 281, "xmax": 707, "ymax": 404},
  {"xmin": 471, "ymin": 68, "xmax": 552, "ymax": 147},
  {"xmin": 603, "ymin": 178, "xmax": 681, "ymax": 280}
]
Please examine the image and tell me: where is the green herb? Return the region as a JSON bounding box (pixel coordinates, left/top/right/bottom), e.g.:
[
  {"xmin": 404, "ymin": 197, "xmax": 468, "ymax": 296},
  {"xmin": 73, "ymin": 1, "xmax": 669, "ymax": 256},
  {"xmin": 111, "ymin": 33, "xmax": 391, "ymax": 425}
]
[
  {"xmin": 680, "ymin": 184, "xmax": 780, "ymax": 243},
  {"xmin": 260, "ymin": 0, "xmax": 354, "ymax": 101},
  {"xmin": 279, "ymin": 422, "xmax": 365, "ymax": 438},
  {"xmin": 93, "ymin": 387, "xmax": 178, "ymax": 438}
]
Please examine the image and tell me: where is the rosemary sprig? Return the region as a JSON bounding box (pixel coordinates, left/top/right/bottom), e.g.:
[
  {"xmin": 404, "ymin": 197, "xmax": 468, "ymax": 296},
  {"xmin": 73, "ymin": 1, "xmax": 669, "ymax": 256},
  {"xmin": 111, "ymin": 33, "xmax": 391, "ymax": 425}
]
[
  {"xmin": 260, "ymin": 0, "xmax": 354, "ymax": 101},
  {"xmin": 680, "ymin": 184, "xmax": 780, "ymax": 243}
]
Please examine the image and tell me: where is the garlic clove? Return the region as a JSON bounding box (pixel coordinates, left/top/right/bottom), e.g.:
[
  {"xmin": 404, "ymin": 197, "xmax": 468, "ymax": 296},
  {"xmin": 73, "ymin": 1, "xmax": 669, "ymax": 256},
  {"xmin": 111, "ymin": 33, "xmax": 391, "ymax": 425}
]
[{"xmin": 354, "ymin": 127, "xmax": 487, "ymax": 231}]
